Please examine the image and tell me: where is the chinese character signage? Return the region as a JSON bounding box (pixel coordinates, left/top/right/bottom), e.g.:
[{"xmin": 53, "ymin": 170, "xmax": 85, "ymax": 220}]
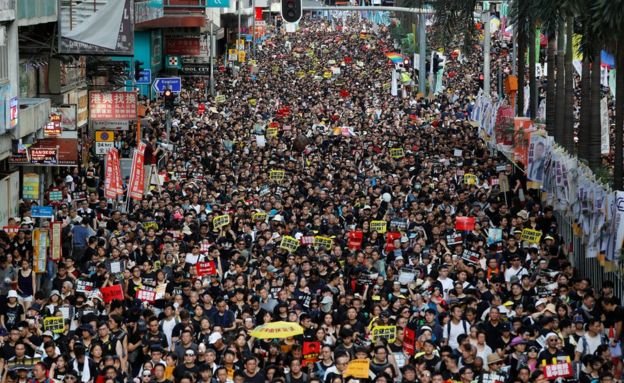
[
  {"xmin": 9, "ymin": 97, "xmax": 18, "ymax": 129},
  {"xmin": 89, "ymin": 92, "xmax": 137, "ymax": 121},
  {"xmin": 50, "ymin": 105, "xmax": 77, "ymax": 131},
  {"xmin": 30, "ymin": 148, "xmax": 59, "ymax": 165},
  {"xmin": 165, "ymin": 37, "xmax": 201, "ymax": 56},
  {"xmin": 59, "ymin": 0, "xmax": 134, "ymax": 56},
  {"xmin": 44, "ymin": 114, "xmax": 63, "ymax": 137}
]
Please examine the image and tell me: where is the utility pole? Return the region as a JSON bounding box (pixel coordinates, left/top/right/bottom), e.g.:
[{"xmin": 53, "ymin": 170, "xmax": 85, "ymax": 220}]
[
  {"xmin": 418, "ymin": 12, "xmax": 426, "ymax": 95},
  {"xmin": 237, "ymin": 0, "xmax": 242, "ymax": 46},
  {"xmin": 210, "ymin": 22, "xmax": 216, "ymax": 97},
  {"xmin": 252, "ymin": 0, "xmax": 257, "ymax": 59}
]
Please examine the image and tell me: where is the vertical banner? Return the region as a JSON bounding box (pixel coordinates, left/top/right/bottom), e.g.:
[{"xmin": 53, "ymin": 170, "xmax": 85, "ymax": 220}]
[
  {"xmin": 50, "ymin": 222, "xmax": 62, "ymax": 261},
  {"xmin": 391, "ymin": 69, "xmax": 398, "ymax": 97},
  {"xmin": 112, "ymin": 148, "xmax": 123, "ymax": 197},
  {"xmin": 33, "ymin": 229, "xmax": 48, "ymax": 273},
  {"xmin": 601, "ymin": 97, "xmax": 610, "ymax": 155},
  {"xmin": 104, "ymin": 148, "xmax": 123, "ymax": 199},
  {"xmin": 606, "ymin": 191, "xmax": 624, "ymax": 261},
  {"xmin": 255, "ymin": 7, "xmax": 263, "ymax": 20},
  {"xmin": 128, "ymin": 143, "xmax": 146, "ymax": 201},
  {"xmin": 104, "ymin": 150, "xmax": 116, "ymax": 199},
  {"xmin": 527, "ymin": 132, "xmax": 549, "ymax": 184}
]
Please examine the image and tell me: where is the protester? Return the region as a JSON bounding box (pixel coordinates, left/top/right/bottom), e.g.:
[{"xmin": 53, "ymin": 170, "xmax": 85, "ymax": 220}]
[{"xmin": 0, "ymin": 13, "xmax": 622, "ymax": 383}]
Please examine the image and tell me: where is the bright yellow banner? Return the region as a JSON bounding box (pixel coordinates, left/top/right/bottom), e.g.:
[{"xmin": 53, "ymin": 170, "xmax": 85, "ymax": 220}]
[
  {"xmin": 521, "ymin": 228, "xmax": 542, "ymax": 244},
  {"xmin": 370, "ymin": 220, "xmax": 387, "ymax": 234},
  {"xmin": 280, "ymin": 236, "xmax": 300, "ymax": 253}
]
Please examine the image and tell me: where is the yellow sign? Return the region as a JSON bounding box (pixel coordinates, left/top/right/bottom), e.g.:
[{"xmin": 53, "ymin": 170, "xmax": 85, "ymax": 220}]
[
  {"xmin": 228, "ymin": 49, "xmax": 237, "ymax": 62},
  {"xmin": 323, "ymin": 71, "xmax": 332, "ymax": 79},
  {"xmin": 463, "ymin": 173, "xmax": 478, "ymax": 185},
  {"xmin": 249, "ymin": 98, "xmax": 257, "ymax": 106},
  {"xmin": 344, "ymin": 360, "xmax": 370, "ymax": 379},
  {"xmin": 238, "ymin": 50, "xmax": 246, "ymax": 63},
  {"xmin": 269, "ymin": 169, "xmax": 285, "ymax": 183},
  {"xmin": 43, "ymin": 317, "xmax": 65, "ymax": 334},
  {"xmin": 237, "ymin": 39, "xmax": 245, "ymax": 50},
  {"xmin": 252, "ymin": 211, "xmax": 268, "ymax": 221},
  {"xmin": 313, "ymin": 236, "xmax": 333, "ymax": 250},
  {"xmin": 266, "ymin": 127, "xmax": 278, "ymax": 138},
  {"xmin": 370, "ymin": 325, "xmax": 397, "ymax": 343},
  {"xmin": 389, "ymin": 148, "xmax": 405, "ymax": 159},
  {"xmin": 213, "ymin": 215, "xmax": 231, "ymax": 230},
  {"xmin": 370, "ymin": 220, "xmax": 387, "ymax": 234},
  {"xmin": 215, "ymin": 95, "xmax": 226, "ymax": 104},
  {"xmin": 22, "ymin": 172, "xmax": 40, "ymax": 201},
  {"xmin": 95, "ymin": 130, "xmax": 114, "ymax": 142},
  {"xmin": 521, "ymin": 228, "xmax": 542, "ymax": 244},
  {"xmin": 280, "ymin": 236, "xmax": 300, "ymax": 253}
]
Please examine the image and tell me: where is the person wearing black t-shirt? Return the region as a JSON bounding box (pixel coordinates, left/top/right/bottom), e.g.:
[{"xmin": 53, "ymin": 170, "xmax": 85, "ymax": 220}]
[{"xmin": 241, "ymin": 357, "xmax": 265, "ymax": 383}]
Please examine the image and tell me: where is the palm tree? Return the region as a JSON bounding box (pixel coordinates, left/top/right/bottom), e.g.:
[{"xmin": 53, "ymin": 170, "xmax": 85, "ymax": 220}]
[
  {"xmin": 562, "ymin": 17, "xmax": 575, "ymax": 152},
  {"xmin": 592, "ymin": 0, "xmax": 624, "ymax": 189},
  {"xmin": 510, "ymin": 0, "xmax": 535, "ymax": 117}
]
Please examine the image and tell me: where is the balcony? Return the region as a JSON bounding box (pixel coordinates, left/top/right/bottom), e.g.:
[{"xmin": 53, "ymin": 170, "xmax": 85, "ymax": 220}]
[
  {"xmin": 0, "ymin": 0, "xmax": 16, "ymax": 22},
  {"xmin": 17, "ymin": 98, "xmax": 51, "ymax": 139},
  {"xmin": 17, "ymin": 0, "xmax": 57, "ymax": 26}
]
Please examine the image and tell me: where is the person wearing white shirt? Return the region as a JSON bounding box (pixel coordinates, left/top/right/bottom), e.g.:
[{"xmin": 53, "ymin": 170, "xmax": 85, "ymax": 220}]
[{"xmin": 437, "ymin": 264, "xmax": 455, "ymax": 299}]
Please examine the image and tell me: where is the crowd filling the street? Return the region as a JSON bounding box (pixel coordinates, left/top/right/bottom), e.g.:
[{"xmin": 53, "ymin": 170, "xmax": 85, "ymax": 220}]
[{"xmin": 0, "ymin": 13, "xmax": 623, "ymax": 383}]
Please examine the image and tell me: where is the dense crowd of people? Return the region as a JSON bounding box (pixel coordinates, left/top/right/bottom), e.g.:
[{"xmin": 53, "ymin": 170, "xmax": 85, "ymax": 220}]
[{"xmin": 0, "ymin": 13, "xmax": 622, "ymax": 383}]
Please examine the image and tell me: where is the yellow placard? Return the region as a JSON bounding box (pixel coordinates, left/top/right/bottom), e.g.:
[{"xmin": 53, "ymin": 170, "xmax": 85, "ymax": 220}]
[
  {"xmin": 521, "ymin": 228, "xmax": 542, "ymax": 244},
  {"xmin": 370, "ymin": 220, "xmax": 387, "ymax": 234},
  {"xmin": 213, "ymin": 215, "xmax": 231, "ymax": 230},
  {"xmin": 389, "ymin": 148, "xmax": 405, "ymax": 159},
  {"xmin": 344, "ymin": 360, "xmax": 370, "ymax": 379},
  {"xmin": 323, "ymin": 71, "xmax": 332, "ymax": 79},
  {"xmin": 266, "ymin": 127, "xmax": 278, "ymax": 138},
  {"xmin": 252, "ymin": 212, "xmax": 268, "ymax": 221},
  {"xmin": 313, "ymin": 236, "xmax": 333, "ymax": 250},
  {"xmin": 370, "ymin": 325, "xmax": 397, "ymax": 343},
  {"xmin": 249, "ymin": 98, "xmax": 257, "ymax": 106},
  {"xmin": 297, "ymin": 71, "xmax": 306, "ymax": 79},
  {"xmin": 228, "ymin": 49, "xmax": 237, "ymax": 62},
  {"xmin": 237, "ymin": 39, "xmax": 245, "ymax": 50},
  {"xmin": 463, "ymin": 173, "xmax": 478, "ymax": 185},
  {"xmin": 269, "ymin": 169, "xmax": 285, "ymax": 183},
  {"xmin": 238, "ymin": 50, "xmax": 246, "ymax": 63},
  {"xmin": 43, "ymin": 317, "xmax": 65, "ymax": 334},
  {"xmin": 215, "ymin": 95, "xmax": 226, "ymax": 104},
  {"xmin": 280, "ymin": 236, "xmax": 300, "ymax": 253}
]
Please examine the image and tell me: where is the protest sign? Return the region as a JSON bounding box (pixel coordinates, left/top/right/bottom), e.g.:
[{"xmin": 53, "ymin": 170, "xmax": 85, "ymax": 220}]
[
  {"xmin": 370, "ymin": 220, "xmax": 387, "ymax": 234},
  {"xmin": 252, "ymin": 211, "xmax": 267, "ymax": 221},
  {"xmin": 347, "ymin": 230, "xmax": 363, "ymax": 250},
  {"xmin": 521, "ymin": 228, "xmax": 542, "ymax": 244},
  {"xmin": 403, "ymin": 327, "xmax": 416, "ymax": 356},
  {"xmin": 269, "ymin": 169, "xmax": 285, "ymax": 183},
  {"xmin": 455, "ymin": 216, "xmax": 476, "ymax": 231},
  {"xmin": 43, "ymin": 317, "xmax": 65, "ymax": 334},
  {"xmin": 313, "ymin": 236, "xmax": 333, "ymax": 250},
  {"xmin": 389, "ymin": 148, "xmax": 405, "ymax": 159},
  {"xmin": 100, "ymin": 284, "xmax": 124, "ymax": 303},
  {"xmin": 302, "ymin": 341, "xmax": 321, "ymax": 366},
  {"xmin": 196, "ymin": 261, "xmax": 217, "ymax": 276},
  {"xmin": 371, "ymin": 325, "xmax": 397, "ymax": 343},
  {"xmin": 213, "ymin": 215, "xmax": 231, "ymax": 230},
  {"xmin": 136, "ymin": 288, "xmax": 157, "ymax": 303},
  {"xmin": 280, "ymin": 236, "xmax": 300, "ymax": 253},
  {"xmin": 463, "ymin": 173, "xmax": 478, "ymax": 185}
]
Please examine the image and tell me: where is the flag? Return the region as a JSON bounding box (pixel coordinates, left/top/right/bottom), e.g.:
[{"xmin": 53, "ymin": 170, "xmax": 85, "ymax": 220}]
[
  {"xmin": 128, "ymin": 142, "xmax": 146, "ymax": 201},
  {"xmin": 111, "ymin": 148, "xmax": 123, "ymax": 197}
]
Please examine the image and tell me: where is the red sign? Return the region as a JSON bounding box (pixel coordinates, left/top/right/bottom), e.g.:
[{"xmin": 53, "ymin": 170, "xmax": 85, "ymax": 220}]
[
  {"xmin": 136, "ymin": 288, "xmax": 156, "ymax": 303},
  {"xmin": 385, "ymin": 231, "xmax": 401, "ymax": 253},
  {"xmin": 403, "ymin": 328, "xmax": 416, "ymax": 356},
  {"xmin": 30, "ymin": 147, "xmax": 58, "ymax": 165},
  {"xmin": 3, "ymin": 226, "xmax": 20, "ymax": 239},
  {"xmin": 101, "ymin": 284, "xmax": 124, "ymax": 303},
  {"xmin": 128, "ymin": 142, "xmax": 146, "ymax": 201},
  {"xmin": 165, "ymin": 37, "xmax": 201, "ymax": 56},
  {"xmin": 543, "ymin": 363, "xmax": 573, "ymax": 379},
  {"xmin": 196, "ymin": 261, "xmax": 217, "ymax": 276},
  {"xmin": 255, "ymin": 7, "xmax": 263, "ymax": 20},
  {"xmin": 198, "ymin": 103, "xmax": 206, "ymax": 115},
  {"xmin": 302, "ymin": 341, "xmax": 321, "ymax": 366},
  {"xmin": 89, "ymin": 92, "xmax": 137, "ymax": 121},
  {"xmin": 44, "ymin": 114, "xmax": 62, "ymax": 137},
  {"xmin": 455, "ymin": 216, "xmax": 476, "ymax": 231},
  {"xmin": 348, "ymin": 230, "xmax": 364, "ymax": 250}
]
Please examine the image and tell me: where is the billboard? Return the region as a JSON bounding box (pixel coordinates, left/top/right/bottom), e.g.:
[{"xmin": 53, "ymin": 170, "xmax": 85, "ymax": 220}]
[
  {"xmin": 50, "ymin": 105, "xmax": 77, "ymax": 131},
  {"xmin": 89, "ymin": 92, "xmax": 137, "ymax": 121},
  {"xmin": 59, "ymin": 0, "xmax": 134, "ymax": 56}
]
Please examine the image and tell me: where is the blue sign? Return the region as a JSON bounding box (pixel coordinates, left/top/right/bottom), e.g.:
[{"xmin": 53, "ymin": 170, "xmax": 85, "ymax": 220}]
[
  {"xmin": 31, "ymin": 206, "xmax": 54, "ymax": 218},
  {"xmin": 152, "ymin": 77, "xmax": 182, "ymax": 93},
  {"xmin": 206, "ymin": 0, "xmax": 230, "ymax": 7},
  {"xmin": 137, "ymin": 69, "xmax": 152, "ymax": 84}
]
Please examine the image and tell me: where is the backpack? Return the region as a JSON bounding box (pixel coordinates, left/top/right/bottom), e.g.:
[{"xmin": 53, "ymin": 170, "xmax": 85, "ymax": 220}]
[
  {"xmin": 446, "ymin": 319, "xmax": 468, "ymax": 340},
  {"xmin": 579, "ymin": 333, "xmax": 608, "ymax": 357}
]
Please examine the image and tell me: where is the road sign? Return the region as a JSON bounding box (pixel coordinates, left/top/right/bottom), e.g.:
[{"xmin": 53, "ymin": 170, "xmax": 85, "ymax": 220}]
[
  {"xmin": 153, "ymin": 77, "xmax": 182, "ymax": 93},
  {"xmin": 206, "ymin": 0, "xmax": 230, "ymax": 7},
  {"xmin": 95, "ymin": 131, "xmax": 115, "ymax": 155},
  {"xmin": 137, "ymin": 69, "xmax": 152, "ymax": 84},
  {"xmin": 31, "ymin": 206, "xmax": 54, "ymax": 218}
]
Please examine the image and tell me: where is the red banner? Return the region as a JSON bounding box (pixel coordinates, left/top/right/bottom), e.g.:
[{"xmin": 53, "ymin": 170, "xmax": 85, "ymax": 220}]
[
  {"xmin": 302, "ymin": 341, "xmax": 321, "ymax": 366},
  {"xmin": 105, "ymin": 148, "xmax": 123, "ymax": 199},
  {"xmin": 196, "ymin": 261, "xmax": 217, "ymax": 276},
  {"xmin": 101, "ymin": 284, "xmax": 124, "ymax": 303},
  {"xmin": 165, "ymin": 37, "xmax": 201, "ymax": 56},
  {"xmin": 255, "ymin": 7, "xmax": 263, "ymax": 20},
  {"xmin": 50, "ymin": 222, "xmax": 62, "ymax": 261},
  {"xmin": 136, "ymin": 288, "xmax": 156, "ymax": 303},
  {"xmin": 455, "ymin": 216, "xmax": 476, "ymax": 231},
  {"xmin": 128, "ymin": 142, "xmax": 146, "ymax": 201},
  {"xmin": 89, "ymin": 92, "xmax": 137, "ymax": 121},
  {"xmin": 403, "ymin": 328, "xmax": 416, "ymax": 356}
]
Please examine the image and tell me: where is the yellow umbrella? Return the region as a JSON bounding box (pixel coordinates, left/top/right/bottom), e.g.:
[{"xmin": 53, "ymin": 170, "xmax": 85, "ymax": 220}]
[{"xmin": 250, "ymin": 321, "xmax": 304, "ymax": 339}]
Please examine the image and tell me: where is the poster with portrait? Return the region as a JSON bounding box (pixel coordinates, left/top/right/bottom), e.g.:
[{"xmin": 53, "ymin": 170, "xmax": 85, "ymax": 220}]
[{"xmin": 527, "ymin": 133, "xmax": 549, "ymax": 184}]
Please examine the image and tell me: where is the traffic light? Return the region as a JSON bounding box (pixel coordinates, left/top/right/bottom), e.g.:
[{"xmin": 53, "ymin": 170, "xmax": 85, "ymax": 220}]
[
  {"xmin": 163, "ymin": 89, "xmax": 175, "ymax": 110},
  {"xmin": 281, "ymin": 0, "xmax": 301, "ymax": 24},
  {"xmin": 134, "ymin": 60, "xmax": 144, "ymax": 81}
]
